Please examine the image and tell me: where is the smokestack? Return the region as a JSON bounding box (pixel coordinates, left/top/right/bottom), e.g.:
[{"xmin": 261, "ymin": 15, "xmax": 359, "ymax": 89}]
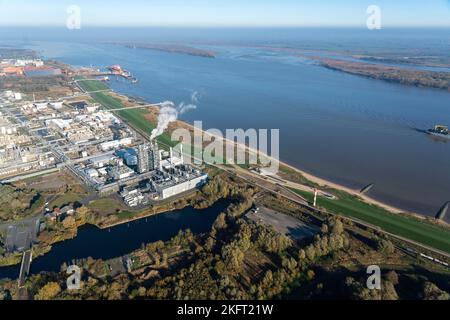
[
  {"xmin": 180, "ymin": 144, "xmax": 184, "ymax": 164},
  {"xmin": 169, "ymin": 147, "xmax": 173, "ymax": 164},
  {"xmin": 158, "ymin": 144, "xmax": 163, "ymax": 171}
]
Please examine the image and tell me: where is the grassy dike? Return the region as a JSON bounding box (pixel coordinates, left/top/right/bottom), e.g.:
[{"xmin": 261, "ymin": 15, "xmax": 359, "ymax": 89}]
[
  {"xmin": 76, "ymin": 79, "xmax": 175, "ymax": 146},
  {"xmin": 77, "ymin": 78, "xmax": 450, "ymax": 255},
  {"xmin": 289, "ymin": 187, "xmax": 450, "ymax": 254}
]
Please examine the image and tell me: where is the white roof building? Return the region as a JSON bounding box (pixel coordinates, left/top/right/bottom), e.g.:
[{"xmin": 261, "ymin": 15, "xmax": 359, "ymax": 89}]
[
  {"xmin": 34, "ymin": 102, "xmax": 48, "ymax": 110},
  {"xmin": 46, "ymin": 118, "xmax": 72, "ymax": 130},
  {"xmin": 49, "ymin": 102, "xmax": 64, "ymax": 109}
]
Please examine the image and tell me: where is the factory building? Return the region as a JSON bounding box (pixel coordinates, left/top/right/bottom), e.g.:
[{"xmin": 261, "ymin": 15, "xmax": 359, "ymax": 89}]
[
  {"xmin": 34, "ymin": 102, "xmax": 49, "ymax": 111},
  {"xmin": 1, "ymin": 91, "xmax": 23, "ymax": 101},
  {"xmin": 49, "ymin": 101, "xmax": 63, "ymax": 110},
  {"xmin": 154, "ymin": 170, "xmax": 208, "ymax": 200},
  {"xmin": 100, "ymin": 138, "xmax": 133, "ymax": 151},
  {"xmin": 89, "ymin": 154, "xmax": 115, "ymax": 168},
  {"xmin": 85, "ymin": 168, "xmax": 99, "ymax": 178},
  {"xmin": 120, "ymin": 187, "xmax": 148, "ymax": 207},
  {"xmin": 137, "ymin": 142, "xmax": 160, "ymax": 173},
  {"xmin": 78, "ymin": 139, "xmax": 206, "ymax": 206},
  {"xmin": 116, "ymin": 148, "xmax": 138, "ymax": 167},
  {"xmin": 45, "ymin": 118, "xmax": 72, "ymax": 130},
  {"xmin": 114, "ymin": 142, "xmax": 207, "ymax": 204},
  {"xmin": 107, "ymin": 165, "xmax": 135, "ymax": 180},
  {"xmin": 124, "ymin": 153, "xmax": 138, "ymax": 166},
  {"xmin": 137, "ymin": 142, "xmax": 161, "ymax": 173}
]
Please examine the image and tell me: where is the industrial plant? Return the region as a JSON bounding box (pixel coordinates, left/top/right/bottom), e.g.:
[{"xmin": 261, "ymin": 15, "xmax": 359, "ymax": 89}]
[
  {"xmin": 79, "ymin": 141, "xmax": 208, "ymax": 207},
  {"xmin": 0, "ymin": 88, "xmax": 208, "ymax": 208}
]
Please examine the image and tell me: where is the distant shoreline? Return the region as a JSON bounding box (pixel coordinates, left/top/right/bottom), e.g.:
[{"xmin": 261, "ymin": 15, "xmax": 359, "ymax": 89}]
[
  {"xmin": 109, "ymin": 42, "xmax": 216, "ymax": 58},
  {"xmin": 312, "ymin": 57, "xmax": 450, "ymax": 91}
]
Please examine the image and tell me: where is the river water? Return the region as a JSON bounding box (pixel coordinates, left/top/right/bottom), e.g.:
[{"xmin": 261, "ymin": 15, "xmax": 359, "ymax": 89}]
[{"xmin": 1, "ymin": 27, "xmax": 449, "ymax": 217}]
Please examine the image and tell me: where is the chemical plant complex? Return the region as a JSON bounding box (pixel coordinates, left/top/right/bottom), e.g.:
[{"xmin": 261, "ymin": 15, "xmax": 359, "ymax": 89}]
[{"xmin": 0, "ymin": 76, "xmax": 208, "ymax": 208}]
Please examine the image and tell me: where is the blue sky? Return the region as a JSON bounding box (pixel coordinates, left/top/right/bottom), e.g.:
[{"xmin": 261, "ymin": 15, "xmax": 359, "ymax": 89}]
[{"xmin": 0, "ymin": 0, "xmax": 449, "ymax": 27}]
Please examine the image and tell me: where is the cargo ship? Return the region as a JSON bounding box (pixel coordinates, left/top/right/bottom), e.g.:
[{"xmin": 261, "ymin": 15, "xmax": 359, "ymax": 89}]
[{"xmin": 427, "ymin": 125, "xmax": 450, "ymax": 139}]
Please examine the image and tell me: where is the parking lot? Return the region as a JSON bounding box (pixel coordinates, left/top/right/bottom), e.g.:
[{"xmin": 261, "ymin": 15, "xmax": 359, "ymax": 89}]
[{"xmin": 246, "ymin": 206, "xmax": 319, "ymax": 240}]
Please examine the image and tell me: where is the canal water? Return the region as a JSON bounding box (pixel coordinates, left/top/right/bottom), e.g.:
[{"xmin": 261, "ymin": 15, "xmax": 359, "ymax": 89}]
[{"xmin": 0, "ymin": 200, "xmax": 230, "ymax": 280}]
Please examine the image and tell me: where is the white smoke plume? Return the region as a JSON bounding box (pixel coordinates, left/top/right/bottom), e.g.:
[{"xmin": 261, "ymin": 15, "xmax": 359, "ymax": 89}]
[
  {"xmin": 150, "ymin": 101, "xmax": 178, "ymax": 141},
  {"xmin": 191, "ymin": 91, "xmax": 199, "ymax": 104},
  {"xmin": 178, "ymin": 102, "xmax": 197, "ymax": 115},
  {"xmin": 150, "ymin": 92, "xmax": 200, "ymax": 141}
]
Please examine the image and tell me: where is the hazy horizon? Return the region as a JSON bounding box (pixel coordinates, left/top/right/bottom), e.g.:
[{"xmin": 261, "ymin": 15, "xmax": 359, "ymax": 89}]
[
  {"xmin": 1, "ymin": 26, "xmax": 449, "ymax": 44},
  {"xmin": 1, "ymin": 0, "xmax": 449, "ymax": 28}
]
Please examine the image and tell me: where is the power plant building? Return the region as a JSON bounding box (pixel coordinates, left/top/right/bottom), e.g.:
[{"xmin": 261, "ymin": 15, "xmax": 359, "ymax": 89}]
[
  {"xmin": 154, "ymin": 171, "xmax": 208, "ymax": 200},
  {"xmin": 82, "ymin": 140, "xmax": 207, "ymax": 206}
]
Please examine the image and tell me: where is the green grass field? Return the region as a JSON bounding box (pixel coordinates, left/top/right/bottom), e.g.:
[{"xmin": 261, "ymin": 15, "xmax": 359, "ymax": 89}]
[
  {"xmin": 87, "ymin": 198, "xmax": 125, "ymax": 215},
  {"xmin": 289, "ymin": 187, "xmax": 450, "ymax": 254},
  {"xmin": 48, "ymin": 192, "xmax": 84, "ymax": 209},
  {"xmin": 77, "ymin": 79, "xmax": 175, "ymax": 147}
]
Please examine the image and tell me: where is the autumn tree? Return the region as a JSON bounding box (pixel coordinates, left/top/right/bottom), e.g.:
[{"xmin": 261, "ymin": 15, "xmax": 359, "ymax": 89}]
[
  {"xmin": 331, "ymin": 219, "xmax": 344, "ymax": 235},
  {"xmin": 385, "ymin": 271, "xmax": 399, "ymax": 285},
  {"xmin": 422, "ymin": 282, "xmax": 450, "ymax": 300},
  {"xmin": 62, "ymin": 216, "xmax": 76, "ymax": 229},
  {"xmin": 34, "ymin": 282, "xmax": 61, "ymax": 300},
  {"xmin": 221, "ymin": 242, "xmax": 245, "ymax": 273},
  {"xmin": 212, "ymin": 213, "xmax": 227, "ymax": 231},
  {"xmin": 377, "ymin": 239, "xmax": 395, "ymax": 254}
]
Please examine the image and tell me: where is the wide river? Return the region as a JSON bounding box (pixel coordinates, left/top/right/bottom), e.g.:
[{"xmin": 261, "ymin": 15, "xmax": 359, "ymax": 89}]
[{"xmin": 2, "ymin": 28, "xmax": 450, "ymax": 217}]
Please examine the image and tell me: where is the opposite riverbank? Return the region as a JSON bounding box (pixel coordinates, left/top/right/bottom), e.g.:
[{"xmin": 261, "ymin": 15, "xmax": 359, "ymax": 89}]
[{"xmin": 315, "ymin": 57, "xmax": 450, "ymax": 91}]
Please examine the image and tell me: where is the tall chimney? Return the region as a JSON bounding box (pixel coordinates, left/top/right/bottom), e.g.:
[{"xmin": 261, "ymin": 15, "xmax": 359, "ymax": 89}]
[
  {"xmin": 313, "ymin": 188, "xmax": 318, "ymax": 207},
  {"xmin": 180, "ymin": 144, "xmax": 184, "ymax": 164}
]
